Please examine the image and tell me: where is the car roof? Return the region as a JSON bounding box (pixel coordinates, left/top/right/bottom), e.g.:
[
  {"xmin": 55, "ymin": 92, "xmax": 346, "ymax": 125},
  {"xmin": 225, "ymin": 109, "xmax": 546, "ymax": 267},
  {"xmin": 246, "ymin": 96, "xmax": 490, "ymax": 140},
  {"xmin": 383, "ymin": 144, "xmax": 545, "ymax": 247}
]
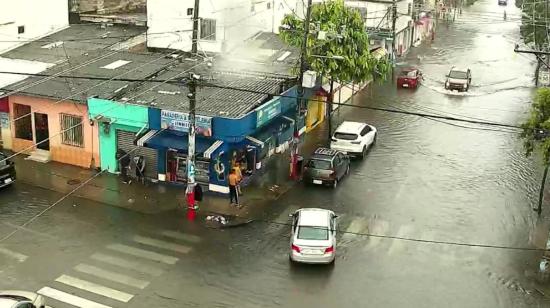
[
  {"xmin": 0, "ymin": 298, "xmax": 18, "ymax": 308},
  {"xmin": 335, "ymin": 121, "xmax": 366, "ymax": 133},
  {"xmin": 297, "ymin": 208, "xmax": 331, "ymax": 227},
  {"xmin": 313, "ymin": 147, "xmax": 339, "ymax": 157}
]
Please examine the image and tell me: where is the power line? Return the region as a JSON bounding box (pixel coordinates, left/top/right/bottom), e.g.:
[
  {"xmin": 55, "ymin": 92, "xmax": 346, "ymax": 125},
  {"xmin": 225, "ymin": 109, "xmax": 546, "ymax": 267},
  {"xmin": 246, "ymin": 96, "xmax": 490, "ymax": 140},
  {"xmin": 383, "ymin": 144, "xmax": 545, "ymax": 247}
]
[
  {"xmin": 256, "ymin": 219, "xmax": 550, "ymax": 252},
  {"xmin": 0, "ymin": 70, "xmax": 524, "ymax": 131}
]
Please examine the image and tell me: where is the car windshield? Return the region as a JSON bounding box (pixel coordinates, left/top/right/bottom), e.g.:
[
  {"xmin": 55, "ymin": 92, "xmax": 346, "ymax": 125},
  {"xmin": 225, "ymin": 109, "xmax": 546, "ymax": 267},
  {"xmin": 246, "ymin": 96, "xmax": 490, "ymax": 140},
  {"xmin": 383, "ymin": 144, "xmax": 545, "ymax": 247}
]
[
  {"xmin": 297, "ymin": 226, "xmax": 329, "ymax": 240},
  {"xmin": 401, "ymin": 70, "xmax": 416, "ymax": 77},
  {"xmin": 449, "ymin": 70, "xmax": 468, "ymax": 79},
  {"xmin": 307, "ymin": 159, "xmax": 331, "ymax": 170},
  {"xmin": 333, "ymin": 132, "xmax": 358, "ymax": 140}
]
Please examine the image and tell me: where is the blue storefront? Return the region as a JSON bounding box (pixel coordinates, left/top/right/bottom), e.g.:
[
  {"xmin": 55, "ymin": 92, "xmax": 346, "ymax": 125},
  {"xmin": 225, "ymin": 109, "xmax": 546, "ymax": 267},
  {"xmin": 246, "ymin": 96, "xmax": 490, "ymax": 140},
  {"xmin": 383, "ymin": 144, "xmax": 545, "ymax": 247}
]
[{"xmin": 135, "ymin": 86, "xmax": 304, "ymax": 193}]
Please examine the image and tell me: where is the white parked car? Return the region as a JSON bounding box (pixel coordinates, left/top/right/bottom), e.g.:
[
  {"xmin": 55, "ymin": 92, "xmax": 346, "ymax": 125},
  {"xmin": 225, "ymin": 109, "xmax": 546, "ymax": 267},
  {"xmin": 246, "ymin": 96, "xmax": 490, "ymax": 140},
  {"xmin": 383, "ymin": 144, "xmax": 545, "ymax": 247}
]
[
  {"xmin": 289, "ymin": 208, "xmax": 337, "ymax": 265},
  {"xmin": 0, "ymin": 290, "xmax": 49, "ymax": 308},
  {"xmin": 330, "ymin": 121, "xmax": 377, "ymax": 158}
]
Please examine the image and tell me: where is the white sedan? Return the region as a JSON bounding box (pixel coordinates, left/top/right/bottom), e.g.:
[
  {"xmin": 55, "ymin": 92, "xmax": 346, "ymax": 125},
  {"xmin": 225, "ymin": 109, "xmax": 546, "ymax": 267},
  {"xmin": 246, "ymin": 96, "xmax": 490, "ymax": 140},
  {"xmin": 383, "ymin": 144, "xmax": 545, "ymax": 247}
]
[
  {"xmin": 289, "ymin": 208, "xmax": 337, "ymax": 265},
  {"xmin": 0, "ymin": 291, "xmax": 49, "ymax": 308}
]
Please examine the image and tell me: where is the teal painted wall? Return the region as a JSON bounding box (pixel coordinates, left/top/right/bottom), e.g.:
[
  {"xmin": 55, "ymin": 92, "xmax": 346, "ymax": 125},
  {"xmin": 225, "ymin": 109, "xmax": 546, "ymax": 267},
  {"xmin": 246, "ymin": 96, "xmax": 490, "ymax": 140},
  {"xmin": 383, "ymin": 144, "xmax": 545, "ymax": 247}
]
[{"xmin": 88, "ymin": 98, "xmax": 149, "ymax": 172}]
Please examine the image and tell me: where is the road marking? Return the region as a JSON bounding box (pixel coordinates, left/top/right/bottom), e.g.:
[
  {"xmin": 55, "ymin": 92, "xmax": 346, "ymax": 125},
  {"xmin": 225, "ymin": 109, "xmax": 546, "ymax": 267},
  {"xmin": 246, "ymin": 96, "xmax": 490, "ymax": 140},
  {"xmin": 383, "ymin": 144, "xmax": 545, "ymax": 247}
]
[
  {"xmin": 342, "ymin": 217, "xmax": 369, "ymax": 241},
  {"xmin": 133, "ymin": 235, "xmax": 192, "ymax": 254},
  {"xmin": 387, "ymin": 225, "xmax": 415, "ymax": 255},
  {"xmin": 0, "ymin": 246, "xmax": 28, "ymax": 262},
  {"xmin": 75, "ymin": 263, "xmax": 150, "ymax": 289},
  {"xmin": 364, "ymin": 219, "xmax": 390, "ymax": 250},
  {"xmin": 90, "ymin": 253, "xmax": 164, "ymax": 276},
  {"xmin": 160, "ymin": 230, "xmax": 201, "ymax": 243},
  {"xmin": 106, "ymin": 244, "xmax": 179, "ymax": 265},
  {"xmin": 38, "ymin": 286, "xmax": 112, "ymax": 308},
  {"xmin": 55, "ymin": 274, "xmax": 134, "ymax": 302}
]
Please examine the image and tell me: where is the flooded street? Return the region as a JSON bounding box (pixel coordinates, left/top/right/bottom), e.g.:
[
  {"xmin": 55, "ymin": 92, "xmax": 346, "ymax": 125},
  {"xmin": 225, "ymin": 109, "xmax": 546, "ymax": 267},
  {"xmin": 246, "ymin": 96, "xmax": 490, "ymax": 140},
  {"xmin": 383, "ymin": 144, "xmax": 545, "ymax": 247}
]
[{"xmin": 1, "ymin": 0, "xmax": 549, "ymax": 307}]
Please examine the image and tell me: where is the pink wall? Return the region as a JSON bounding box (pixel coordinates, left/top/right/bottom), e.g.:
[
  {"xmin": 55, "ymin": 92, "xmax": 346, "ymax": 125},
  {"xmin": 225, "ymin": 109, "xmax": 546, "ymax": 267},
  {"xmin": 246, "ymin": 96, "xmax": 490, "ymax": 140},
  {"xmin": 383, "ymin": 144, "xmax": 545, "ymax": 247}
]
[{"xmin": 9, "ymin": 95, "xmax": 100, "ymax": 169}]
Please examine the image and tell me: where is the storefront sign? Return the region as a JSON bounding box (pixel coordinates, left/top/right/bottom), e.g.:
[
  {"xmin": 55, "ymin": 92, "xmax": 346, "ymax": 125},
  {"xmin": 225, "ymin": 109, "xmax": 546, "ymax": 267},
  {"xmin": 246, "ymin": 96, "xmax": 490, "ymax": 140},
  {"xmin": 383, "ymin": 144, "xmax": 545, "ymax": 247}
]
[
  {"xmin": 0, "ymin": 113, "xmax": 8, "ymax": 129},
  {"xmin": 161, "ymin": 110, "xmax": 212, "ymax": 136},
  {"xmin": 256, "ymin": 99, "xmax": 281, "ymax": 128}
]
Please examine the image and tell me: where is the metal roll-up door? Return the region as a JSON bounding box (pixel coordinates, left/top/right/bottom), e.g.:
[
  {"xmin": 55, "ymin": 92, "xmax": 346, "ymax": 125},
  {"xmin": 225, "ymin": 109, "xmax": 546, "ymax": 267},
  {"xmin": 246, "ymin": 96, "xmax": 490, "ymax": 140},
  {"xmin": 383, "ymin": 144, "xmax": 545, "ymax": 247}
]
[{"xmin": 116, "ymin": 130, "xmax": 158, "ymax": 179}]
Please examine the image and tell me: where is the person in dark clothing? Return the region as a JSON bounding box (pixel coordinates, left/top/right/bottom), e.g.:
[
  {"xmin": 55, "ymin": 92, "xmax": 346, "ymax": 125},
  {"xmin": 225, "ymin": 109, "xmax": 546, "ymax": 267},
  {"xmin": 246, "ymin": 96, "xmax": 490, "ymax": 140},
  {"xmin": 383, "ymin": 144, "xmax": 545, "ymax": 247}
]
[
  {"xmin": 134, "ymin": 155, "xmax": 146, "ymax": 184},
  {"xmin": 116, "ymin": 149, "xmax": 131, "ymax": 184},
  {"xmin": 194, "ymin": 184, "xmax": 203, "ymax": 207}
]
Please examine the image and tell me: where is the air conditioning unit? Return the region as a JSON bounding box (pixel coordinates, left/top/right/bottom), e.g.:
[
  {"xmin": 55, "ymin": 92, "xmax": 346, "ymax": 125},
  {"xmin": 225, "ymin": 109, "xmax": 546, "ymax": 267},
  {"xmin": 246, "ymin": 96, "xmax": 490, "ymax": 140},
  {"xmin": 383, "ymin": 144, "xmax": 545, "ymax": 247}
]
[{"xmin": 302, "ymin": 70, "xmax": 317, "ymax": 88}]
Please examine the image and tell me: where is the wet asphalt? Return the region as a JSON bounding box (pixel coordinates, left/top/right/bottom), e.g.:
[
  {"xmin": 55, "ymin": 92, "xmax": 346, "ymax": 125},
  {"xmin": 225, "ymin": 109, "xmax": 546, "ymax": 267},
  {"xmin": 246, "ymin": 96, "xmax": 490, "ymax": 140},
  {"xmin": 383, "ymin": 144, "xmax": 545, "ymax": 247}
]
[{"xmin": 1, "ymin": 0, "xmax": 550, "ymax": 307}]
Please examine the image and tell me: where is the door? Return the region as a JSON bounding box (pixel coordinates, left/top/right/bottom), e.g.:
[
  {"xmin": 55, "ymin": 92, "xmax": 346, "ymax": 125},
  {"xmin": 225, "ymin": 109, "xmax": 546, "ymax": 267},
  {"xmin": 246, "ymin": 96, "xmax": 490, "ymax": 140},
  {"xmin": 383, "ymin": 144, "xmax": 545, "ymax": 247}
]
[
  {"xmin": 116, "ymin": 130, "xmax": 158, "ymax": 179},
  {"xmin": 34, "ymin": 113, "xmax": 49, "ymax": 150}
]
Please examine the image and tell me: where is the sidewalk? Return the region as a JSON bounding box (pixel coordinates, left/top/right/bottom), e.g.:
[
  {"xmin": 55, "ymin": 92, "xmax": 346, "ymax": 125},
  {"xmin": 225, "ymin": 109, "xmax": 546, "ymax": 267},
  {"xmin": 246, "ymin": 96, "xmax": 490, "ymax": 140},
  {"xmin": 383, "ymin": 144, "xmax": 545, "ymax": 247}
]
[{"xmin": 11, "ymin": 134, "xmax": 322, "ymax": 220}]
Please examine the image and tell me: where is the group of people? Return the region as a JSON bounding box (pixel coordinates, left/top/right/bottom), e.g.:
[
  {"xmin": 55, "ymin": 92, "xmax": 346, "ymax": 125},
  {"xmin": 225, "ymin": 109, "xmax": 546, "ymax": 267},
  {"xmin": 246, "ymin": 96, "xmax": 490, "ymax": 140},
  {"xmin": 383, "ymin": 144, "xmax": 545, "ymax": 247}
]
[{"xmin": 115, "ymin": 149, "xmax": 146, "ymax": 185}]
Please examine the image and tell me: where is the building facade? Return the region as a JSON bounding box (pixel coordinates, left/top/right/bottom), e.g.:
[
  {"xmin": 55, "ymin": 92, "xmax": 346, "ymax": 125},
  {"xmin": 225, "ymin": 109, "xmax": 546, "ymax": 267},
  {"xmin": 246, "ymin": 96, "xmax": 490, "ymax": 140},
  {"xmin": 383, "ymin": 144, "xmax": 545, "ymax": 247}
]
[
  {"xmin": 0, "ymin": 0, "xmax": 68, "ymax": 54},
  {"xmin": 147, "ymin": 0, "xmax": 298, "ymax": 53}
]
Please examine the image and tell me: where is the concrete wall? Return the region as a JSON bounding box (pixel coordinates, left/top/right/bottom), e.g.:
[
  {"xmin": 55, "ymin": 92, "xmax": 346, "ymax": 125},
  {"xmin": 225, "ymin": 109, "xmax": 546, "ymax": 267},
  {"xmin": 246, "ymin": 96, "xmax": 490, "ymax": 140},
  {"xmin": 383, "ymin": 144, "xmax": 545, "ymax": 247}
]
[
  {"xmin": 0, "ymin": 0, "xmax": 68, "ymax": 54},
  {"xmin": 147, "ymin": 0, "xmax": 298, "ymax": 53},
  {"xmin": 9, "ymin": 95, "xmax": 99, "ymax": 168}
]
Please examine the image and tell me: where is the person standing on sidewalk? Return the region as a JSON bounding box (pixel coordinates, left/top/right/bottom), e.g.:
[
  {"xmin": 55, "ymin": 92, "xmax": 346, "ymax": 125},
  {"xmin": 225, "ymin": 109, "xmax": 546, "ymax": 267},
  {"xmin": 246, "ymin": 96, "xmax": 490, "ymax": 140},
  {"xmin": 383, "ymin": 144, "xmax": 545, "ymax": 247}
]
[
  {"xmin": 233, "ymin": 162, "xmax": 243, "ymax": 196},
  {"xmin": 134, "ymin": 155, "xmax": 146, "ymax": 184},
  {"xmin": 228, "ymin": 169, "xmax": 239, "ymax": 206},
  {"xmin": 116, "ymin": 149, "xmax": 131, "ymax": 184}
]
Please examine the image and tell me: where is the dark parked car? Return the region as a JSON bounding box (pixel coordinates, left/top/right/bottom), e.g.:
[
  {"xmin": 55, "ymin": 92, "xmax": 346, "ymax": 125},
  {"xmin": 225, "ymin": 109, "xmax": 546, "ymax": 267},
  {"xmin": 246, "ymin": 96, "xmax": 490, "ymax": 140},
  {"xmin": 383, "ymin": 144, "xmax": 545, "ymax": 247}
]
[
  {"xmin": 303, "ymin": 148, "xmax": 350, "ymax": 188},
  {"xmin": 0, "ymin": 152, "xmax": 16, "ymax": 188},
  {"xmin": 445, "ymin": 67, "xmax": 472, "ymax": 92}
]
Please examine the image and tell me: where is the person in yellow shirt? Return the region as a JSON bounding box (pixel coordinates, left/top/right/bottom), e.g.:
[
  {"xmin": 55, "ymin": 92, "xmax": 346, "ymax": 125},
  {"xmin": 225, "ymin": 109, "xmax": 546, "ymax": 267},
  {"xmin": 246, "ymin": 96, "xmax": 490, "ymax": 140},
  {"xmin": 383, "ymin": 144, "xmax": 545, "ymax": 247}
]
[
  {"xmin": 233, "ymin": 163, "xmax": 243, "ymax": 195},
  {"xmin": 228, "ymin": 169, "xmax": 239, "ymax": 205}
]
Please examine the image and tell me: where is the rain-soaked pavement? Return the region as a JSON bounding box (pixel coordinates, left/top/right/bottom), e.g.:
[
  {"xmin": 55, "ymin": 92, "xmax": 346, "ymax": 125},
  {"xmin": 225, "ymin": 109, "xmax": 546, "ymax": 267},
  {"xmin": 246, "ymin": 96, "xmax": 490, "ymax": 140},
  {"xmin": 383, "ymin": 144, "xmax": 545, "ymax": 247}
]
[{"xmin": 1, "ymin": 0, "xmax": 550, "ymax": 307}]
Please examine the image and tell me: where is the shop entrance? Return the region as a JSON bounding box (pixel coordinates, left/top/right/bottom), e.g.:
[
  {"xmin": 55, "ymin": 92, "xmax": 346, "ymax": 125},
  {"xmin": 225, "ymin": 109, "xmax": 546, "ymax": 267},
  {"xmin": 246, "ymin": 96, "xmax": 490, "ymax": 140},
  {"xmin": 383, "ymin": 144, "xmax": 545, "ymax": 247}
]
[{"xmin": 34, "ymin": 113, "xmax": 49, "ymax": 151}]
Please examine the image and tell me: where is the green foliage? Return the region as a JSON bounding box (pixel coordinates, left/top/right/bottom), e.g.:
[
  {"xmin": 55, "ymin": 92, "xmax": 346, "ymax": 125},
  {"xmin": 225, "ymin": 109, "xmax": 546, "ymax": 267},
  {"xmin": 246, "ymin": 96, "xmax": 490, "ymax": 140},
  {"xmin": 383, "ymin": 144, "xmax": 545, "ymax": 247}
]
[
  {"xmin": 521, "ymin": 88, "xmax": 550, "ymax": 164},
  {"xmin": 279, "ymin": 0, "xmax": 389, "ymax": 84},
  {"xmin": 518, "ymin": 0, "xmax": 548, "ymax": 48}
]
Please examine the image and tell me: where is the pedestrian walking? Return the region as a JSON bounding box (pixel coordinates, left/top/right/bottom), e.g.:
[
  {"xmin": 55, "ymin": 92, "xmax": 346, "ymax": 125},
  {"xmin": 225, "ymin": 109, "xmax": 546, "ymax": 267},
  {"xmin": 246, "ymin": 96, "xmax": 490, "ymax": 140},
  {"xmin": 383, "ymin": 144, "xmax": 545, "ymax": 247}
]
[
  {"xmin": 116, "ymin": 149, "xmax": 131, "ymax": 184},
  {"xmin": 228, "ymin": 169, "xmax": 239, "ymax": 206},
  {"xmin": 134, "ymin": 155, "xmax": 146, "ymax": 184},
  {"xmin": 233, "ymin": 163, "xmax": 243, "ymax": 196},
  {"xmin": 194, "ymin": 183, "xmax": 203, "ymax": 207}
]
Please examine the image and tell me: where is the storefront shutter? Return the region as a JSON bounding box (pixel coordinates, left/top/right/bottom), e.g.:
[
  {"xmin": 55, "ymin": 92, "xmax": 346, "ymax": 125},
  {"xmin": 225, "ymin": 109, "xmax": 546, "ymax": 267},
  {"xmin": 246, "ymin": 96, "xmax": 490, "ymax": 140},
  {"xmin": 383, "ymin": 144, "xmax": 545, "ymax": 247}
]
[{"xmin": 116, "ymin": 130, "xmax": 158, "ymax": 179}]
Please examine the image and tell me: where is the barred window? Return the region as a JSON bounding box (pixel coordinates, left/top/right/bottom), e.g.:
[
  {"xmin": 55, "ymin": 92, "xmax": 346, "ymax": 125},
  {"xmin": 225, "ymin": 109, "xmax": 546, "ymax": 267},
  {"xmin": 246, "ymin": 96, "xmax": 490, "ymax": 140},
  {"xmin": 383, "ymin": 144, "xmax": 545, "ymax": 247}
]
[
  {"xmin": 200, "ymin": 18, "xmax": 216, "ymax": 40},
  {"xmin": 61, "ymin": 113, "xmax": 83, "ymax": 147}
]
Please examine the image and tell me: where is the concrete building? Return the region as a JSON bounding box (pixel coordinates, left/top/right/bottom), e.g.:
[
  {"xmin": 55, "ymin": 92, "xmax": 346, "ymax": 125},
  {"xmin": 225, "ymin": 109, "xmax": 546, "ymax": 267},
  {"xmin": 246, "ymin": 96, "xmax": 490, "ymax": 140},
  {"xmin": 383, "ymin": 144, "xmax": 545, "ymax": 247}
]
[
  {"xmin": 0, "ymin": 0, "xmax": 69, "ymax": 54},
  {"xmin": 69, "ymin": 0, "xmax": 147, "ymax": 26},
  {"xmin": 146, "ymin": 0, "xmax": 299, "ymax": 53}
]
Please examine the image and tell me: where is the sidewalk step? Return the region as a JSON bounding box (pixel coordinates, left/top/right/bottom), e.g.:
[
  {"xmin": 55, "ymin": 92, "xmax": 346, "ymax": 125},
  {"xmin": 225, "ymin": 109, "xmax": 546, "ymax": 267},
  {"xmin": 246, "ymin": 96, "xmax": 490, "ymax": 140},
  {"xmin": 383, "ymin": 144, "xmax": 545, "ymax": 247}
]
[{"xmin": 25, "ymin": 150, "xmax": 51, "ymax": 163}]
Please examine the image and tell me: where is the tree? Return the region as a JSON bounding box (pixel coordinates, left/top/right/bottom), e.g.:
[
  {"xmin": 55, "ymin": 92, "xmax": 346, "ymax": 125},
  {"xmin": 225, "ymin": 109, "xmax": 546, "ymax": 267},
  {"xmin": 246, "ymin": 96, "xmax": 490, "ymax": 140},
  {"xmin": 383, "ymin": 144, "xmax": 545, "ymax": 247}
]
[
  {"xmin": 521, "ymin": 88, "xmax": 550, "ymax": 214},
  {"xmin": 279, "ymin": 0, "xmax": 390, "ymax": 86},
  {"xmin": 516, "ymin": 0, "xmax": 549, "ymax": 49}
]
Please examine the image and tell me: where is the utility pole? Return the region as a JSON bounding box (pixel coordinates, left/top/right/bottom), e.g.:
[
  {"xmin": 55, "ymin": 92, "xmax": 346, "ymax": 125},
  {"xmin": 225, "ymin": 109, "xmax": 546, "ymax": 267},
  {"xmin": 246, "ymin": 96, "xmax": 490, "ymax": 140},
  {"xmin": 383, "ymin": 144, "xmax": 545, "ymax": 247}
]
[
  {"xmin": 391, "ymin": 0, "xmax": 397, "ymax": 78},
  {"xmin": 191, "ymin": 0, "xmax": 200, "ymax": 54},
  {"xmin": 185, "ymin": 72, "xmax": 200, "ymax": 221},
  {"xmin": 291, "ymin": 0, "xmax": 313, "ymax": 180}
]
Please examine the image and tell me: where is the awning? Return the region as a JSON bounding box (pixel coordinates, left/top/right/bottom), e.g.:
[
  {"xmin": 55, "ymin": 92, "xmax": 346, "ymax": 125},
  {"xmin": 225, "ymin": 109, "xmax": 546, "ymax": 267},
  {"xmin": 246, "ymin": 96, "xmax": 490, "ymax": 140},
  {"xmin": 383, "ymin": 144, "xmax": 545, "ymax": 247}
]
[
  {"xmin": 246, "ymin": 136, "xmax": 264, "ymax": 148},
  {"xmin": 136, "ymin": 129, "xmax": 158, "ymax": 146},
  {"xmin": 204, "ymin": 140, "xmax": 224, "ymax": 159},
  {"xmin": 142, "ymin": 130, "xmax": 215, "ymax": 155}
]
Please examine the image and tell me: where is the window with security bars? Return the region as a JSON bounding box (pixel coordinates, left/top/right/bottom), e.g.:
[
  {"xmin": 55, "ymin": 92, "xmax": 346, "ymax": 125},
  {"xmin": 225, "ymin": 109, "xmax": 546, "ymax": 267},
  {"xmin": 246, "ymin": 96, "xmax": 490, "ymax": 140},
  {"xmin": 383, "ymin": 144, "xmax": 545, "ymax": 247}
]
[
  {"xmin": 60, "ymin": 113, "xmax": 83, "ymax": 147},
  {"xmin": 200, "ymin": 18, "xmax": 216, "ymax": 40}
]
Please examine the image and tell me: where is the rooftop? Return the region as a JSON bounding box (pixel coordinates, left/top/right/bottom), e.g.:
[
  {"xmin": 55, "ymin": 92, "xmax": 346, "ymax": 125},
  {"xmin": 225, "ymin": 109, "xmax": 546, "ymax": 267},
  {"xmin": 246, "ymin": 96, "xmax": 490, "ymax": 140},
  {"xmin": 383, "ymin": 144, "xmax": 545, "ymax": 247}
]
[
  {"xmin": 2, "ymin": 51, "xmax": 177, "ymax": 103},
  {"xmin": 122, "ymin": 61, "xmax": 289, "ymax": 118},
  {"xmin": 1, "ymin": 23, "xmax": 146, "ymax": 64}
]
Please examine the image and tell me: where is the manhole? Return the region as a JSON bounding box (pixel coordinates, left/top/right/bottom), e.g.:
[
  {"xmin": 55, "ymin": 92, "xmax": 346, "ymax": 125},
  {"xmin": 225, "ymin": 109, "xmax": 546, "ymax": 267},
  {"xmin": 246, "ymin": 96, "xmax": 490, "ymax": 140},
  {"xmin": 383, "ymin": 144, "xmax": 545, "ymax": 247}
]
[{"xmin": 67, "ymin": 179, "xmax": 81, "ymax": 185}]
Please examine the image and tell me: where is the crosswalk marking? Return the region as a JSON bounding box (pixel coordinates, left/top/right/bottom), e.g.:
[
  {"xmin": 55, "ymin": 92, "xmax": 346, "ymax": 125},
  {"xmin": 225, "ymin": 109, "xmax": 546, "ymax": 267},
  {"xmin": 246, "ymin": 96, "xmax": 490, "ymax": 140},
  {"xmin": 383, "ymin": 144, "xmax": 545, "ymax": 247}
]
[
  {"xmin": 0, "ymin": 246, "xmax": 28, "ymax": 262},
  {"xmin": 90, "ymin": 253, "xmax": 164, "ymax": 276},
  {"xmin": 106, "ymin": 244, "xmax": 179, "ymax": 265},
  {"xmin": 38, "ymin": 286, "xmax": 112, "ymax": 308},
  {"xmin": 342, "ymin": 217, "xmax": 369, "ymax": 241},
  {"xmin": 74, "ymin": 263, "xmax": 150, "ymax": 289},
  {"xmin": 55, "ymin": 274, "xmax": 134, "ymax": 303},
  {"xmin": 133, "ymin": 235, "xmax": 192, "ymax": 254},
  {"xmin": 387, "ymin": 225, "xmax": 415, "ymax": 255},
  {"xmin": 160, "ymin": 230, "xmax": 201, "ymax": 243},
  {"xmin": 363, "ymin": 219, "xmax": 390, "ymax": 250}
]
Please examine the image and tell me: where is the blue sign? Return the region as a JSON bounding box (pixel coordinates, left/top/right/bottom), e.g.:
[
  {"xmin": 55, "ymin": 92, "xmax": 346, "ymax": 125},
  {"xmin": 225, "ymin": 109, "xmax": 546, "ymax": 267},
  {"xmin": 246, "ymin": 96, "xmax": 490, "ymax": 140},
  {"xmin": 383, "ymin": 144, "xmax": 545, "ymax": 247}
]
[
  {"xmin": 256, "ymin": 98, "xmax": 281, "ymax": 128},
  {"xmin": 161, "ymin": 110, "xmax": 212, "ymax": 136}
]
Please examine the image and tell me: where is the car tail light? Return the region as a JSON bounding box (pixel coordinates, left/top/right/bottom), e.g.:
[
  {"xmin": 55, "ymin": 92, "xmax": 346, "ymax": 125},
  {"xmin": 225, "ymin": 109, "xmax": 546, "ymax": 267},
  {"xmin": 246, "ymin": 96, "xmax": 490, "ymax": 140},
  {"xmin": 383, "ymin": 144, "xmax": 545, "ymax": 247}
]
[
  {"xmin": 350, "ymin": 141, "xmax": 360, "ymax": 144},
  {"xmin": 325, "ymin": 246, "xmax": 334, "ymax": 253},
  {"xmin": 292, "ymin": 244, "xmax": 301, "ymax": 253}
]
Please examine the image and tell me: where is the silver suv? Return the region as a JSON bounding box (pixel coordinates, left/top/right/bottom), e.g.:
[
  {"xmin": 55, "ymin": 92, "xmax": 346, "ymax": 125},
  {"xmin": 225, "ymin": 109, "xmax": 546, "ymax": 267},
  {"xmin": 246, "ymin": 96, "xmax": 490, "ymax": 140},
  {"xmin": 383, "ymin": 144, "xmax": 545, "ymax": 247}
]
[
  {"xmin": 445, "ymin": 67, "xmax": 472, "ymax": 92},
  {"xmin": 303, "ymin": 148, "xmax": 350, "ymax": 188}
]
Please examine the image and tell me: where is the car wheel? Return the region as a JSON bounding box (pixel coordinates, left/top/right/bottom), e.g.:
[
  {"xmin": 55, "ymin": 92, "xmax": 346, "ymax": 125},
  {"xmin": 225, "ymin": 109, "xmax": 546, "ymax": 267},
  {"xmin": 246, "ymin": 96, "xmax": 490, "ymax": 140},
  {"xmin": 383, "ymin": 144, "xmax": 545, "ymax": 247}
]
[
  {"xmin": 345, "ymin": 165, "xmax": 350, "ymax": 175},
  {"xmin": 373, "ymin": 133, "xmax": 377, "ymax": 145},
  {"xmin": 361, "ymin": 146, "xmax": 367, "ymax": 159},
  {"xmin": 332, "ymin": 179, "xmax": 338, "ymax": 189}
]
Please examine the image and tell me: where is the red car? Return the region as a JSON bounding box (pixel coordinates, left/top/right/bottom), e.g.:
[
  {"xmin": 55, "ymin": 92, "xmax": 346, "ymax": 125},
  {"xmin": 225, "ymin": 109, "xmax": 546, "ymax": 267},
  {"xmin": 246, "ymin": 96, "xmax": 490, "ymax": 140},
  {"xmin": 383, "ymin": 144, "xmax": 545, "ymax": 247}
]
[{"xmin": 397, "ymin": 68, "xmax": 422, "ymax": 89}]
